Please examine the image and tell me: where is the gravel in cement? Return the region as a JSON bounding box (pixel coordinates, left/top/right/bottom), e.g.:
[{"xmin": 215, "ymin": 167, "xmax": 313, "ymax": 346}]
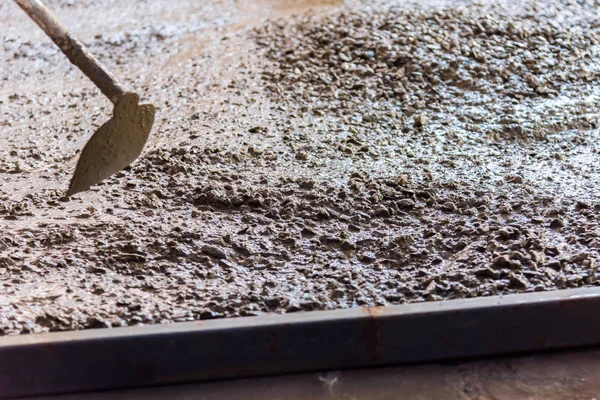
[{"xmin": 1, "ymin": 0, "xmax": 600, "ymax": 335}]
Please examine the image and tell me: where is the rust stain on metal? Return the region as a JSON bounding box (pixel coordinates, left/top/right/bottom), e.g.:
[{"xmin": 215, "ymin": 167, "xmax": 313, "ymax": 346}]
[
  {"xmin": 362, "ymin": 306, "xmax": 384, "ymax": 362},
  {"xmin": 360, "ymin": 305, "xmax": 385, "ymax": 316}
]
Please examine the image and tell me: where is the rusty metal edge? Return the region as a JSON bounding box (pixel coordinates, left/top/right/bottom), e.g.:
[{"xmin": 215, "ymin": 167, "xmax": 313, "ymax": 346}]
[{"xmin": 1, "ymin": 287, "xmax": 600, "ymax": 398}]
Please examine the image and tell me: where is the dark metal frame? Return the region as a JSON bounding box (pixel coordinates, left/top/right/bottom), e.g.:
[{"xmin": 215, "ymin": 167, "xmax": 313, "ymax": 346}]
[{"xmin": 2, "ymin": 287, "xmax": 600, "ymax": 398}]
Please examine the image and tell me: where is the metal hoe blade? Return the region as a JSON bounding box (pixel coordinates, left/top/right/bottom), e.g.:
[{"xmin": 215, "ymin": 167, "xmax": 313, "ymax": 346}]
[
  {"xmin": 66, "ymin": 93, "xmax": 155, "ymax": 196},
  {"xmin": 13, "ymin": 0, "xmax": 156, "ymax": 196}
]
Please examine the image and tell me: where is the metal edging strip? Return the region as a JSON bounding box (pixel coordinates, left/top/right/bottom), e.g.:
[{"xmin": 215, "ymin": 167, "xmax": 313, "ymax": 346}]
[{"xmin": 1, "ymin": 287, "xmax": 600, "ymax": 398}]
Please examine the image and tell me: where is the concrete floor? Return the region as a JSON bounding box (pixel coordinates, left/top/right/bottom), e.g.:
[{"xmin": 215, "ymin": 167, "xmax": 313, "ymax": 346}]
[{"xmin": 29, "ymin": 347, "xmax": 600, "ymax": 400}]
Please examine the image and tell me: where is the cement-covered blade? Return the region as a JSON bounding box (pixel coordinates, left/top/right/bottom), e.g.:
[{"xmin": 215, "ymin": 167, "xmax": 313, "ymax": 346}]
[{"xmin": 66, "ymin": 92, "xmax": 155, "ymax": 196}]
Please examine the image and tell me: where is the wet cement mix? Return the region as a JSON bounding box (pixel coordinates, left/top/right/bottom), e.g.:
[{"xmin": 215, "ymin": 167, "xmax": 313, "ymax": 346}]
[{"xmin": 1, "ymin": 0, "xmax": 600, "ymax": 334}]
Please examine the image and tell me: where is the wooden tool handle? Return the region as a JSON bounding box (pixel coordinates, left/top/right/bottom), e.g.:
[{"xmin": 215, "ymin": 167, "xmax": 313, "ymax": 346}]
[{"xmin": 14, "ymin": 0, "xmax": 125, "ymax": 105}]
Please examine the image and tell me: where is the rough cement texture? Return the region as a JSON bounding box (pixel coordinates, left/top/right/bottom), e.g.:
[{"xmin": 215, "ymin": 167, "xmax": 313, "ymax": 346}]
[{"xmin": 1, "ymin": 0, "xmax": 600, "ymax": 334}]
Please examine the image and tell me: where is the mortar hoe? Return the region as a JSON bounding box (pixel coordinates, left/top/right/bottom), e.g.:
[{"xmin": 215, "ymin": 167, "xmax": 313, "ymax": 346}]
[{"xmin": 13, "ymin": 0, "xmax": 156, "ymax": 197}]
